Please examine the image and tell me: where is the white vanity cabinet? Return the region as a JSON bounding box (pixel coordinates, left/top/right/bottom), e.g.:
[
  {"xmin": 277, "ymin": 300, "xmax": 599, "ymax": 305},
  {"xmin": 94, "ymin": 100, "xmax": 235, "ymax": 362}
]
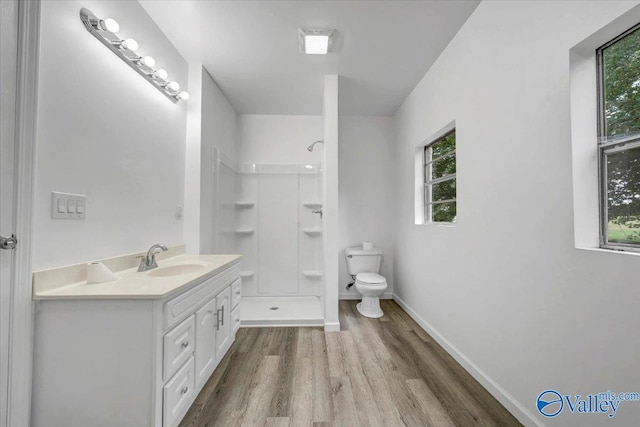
[
  {"xmin": 215, "ymin": 285, "xmax": 232, "ymax": 355},
  {"xmin": 32, "ymin": 259, "xmax": 241, "ymax": 427},
  {"xmin": 195, "ymin": 298, "xmax": 218, "ymax": 388}
]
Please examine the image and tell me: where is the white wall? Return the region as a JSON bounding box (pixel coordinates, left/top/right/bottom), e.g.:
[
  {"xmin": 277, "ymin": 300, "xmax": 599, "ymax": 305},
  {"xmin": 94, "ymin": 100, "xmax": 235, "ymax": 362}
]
[
  {"xmin": 238, "ymin": 115, "xmax": 322, "ymax": 165},
  {"xmin": 393, "ymin": 1, "xmax": 640, "ymax": 426},
  {"xmin": 33, "ymin": 0, "xmax": 187, "ymax": 270},
  {"xmin": 323, "ymin": 75, "xmax": 340, "ymax": 331},
  {"xmin": 200, "ymin": 69, "xmax": 238, "ymax": 254},
  {"xmin": 339, "ymin": 116, "xmax": 395, "ymax": 298}
]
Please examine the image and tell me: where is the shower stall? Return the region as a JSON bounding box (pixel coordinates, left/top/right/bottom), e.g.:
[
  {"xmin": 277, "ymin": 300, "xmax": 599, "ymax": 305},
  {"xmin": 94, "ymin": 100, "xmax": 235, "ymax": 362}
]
[{"xmin": 212, "ymin": 150, "xmax": 324, "ymax": 326}]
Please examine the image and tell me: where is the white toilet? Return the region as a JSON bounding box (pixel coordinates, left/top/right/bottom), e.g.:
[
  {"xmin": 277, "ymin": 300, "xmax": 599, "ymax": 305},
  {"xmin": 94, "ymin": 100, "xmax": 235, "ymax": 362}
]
[{"xmin": 345, "ymin": 246, "xmax": 388, "ymax": 318}]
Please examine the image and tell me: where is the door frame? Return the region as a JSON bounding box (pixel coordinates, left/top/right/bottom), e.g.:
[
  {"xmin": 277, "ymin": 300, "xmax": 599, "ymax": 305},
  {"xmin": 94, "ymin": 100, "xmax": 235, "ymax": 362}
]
[{"xmin": 6, "ymin": 0, "xmax": 39, "ymax": 425}]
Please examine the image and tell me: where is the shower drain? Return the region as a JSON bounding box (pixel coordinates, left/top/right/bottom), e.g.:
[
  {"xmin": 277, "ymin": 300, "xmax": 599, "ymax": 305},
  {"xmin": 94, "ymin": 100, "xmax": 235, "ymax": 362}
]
[{"xmin": 269, "ymin": 306, "xmax": 280, "ymax": 311}]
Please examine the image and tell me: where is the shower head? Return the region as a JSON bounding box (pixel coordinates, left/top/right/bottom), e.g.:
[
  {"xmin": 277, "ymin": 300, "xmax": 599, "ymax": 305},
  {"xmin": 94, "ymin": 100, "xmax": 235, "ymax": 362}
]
[{"xmin": 307, "ymin": 140, "xmax": 324, "ymax": 152}]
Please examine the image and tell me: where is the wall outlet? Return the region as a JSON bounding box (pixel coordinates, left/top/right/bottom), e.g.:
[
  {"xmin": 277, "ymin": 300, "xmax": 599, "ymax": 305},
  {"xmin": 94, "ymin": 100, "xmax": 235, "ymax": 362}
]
[
  {"xmin": 52, "ymin": 192, "xmax": 86, "ymax": 219},
  {"xmin": 175, "ymin": 204, "xmax": 183, "ymax": 220}
]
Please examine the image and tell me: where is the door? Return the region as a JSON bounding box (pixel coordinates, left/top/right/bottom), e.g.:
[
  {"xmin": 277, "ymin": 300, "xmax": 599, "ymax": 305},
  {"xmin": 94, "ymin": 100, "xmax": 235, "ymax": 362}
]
[
  {"xmin": 215, "ymin": 287, "xmax": 231, "ymax": 357},
  {"xmin": 195, "ymin": 297, "xmax": 217, "ymax": 388},
  {"xmin": 1, "ymin": 1, "xmax": 20, "ymax": 425}
]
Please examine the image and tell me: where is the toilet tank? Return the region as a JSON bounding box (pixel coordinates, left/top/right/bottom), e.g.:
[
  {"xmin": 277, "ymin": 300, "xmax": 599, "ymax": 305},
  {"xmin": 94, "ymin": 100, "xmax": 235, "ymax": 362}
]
[{"xmin": 345, "ymin": 247, "xmax": 382, "ymax": 275}]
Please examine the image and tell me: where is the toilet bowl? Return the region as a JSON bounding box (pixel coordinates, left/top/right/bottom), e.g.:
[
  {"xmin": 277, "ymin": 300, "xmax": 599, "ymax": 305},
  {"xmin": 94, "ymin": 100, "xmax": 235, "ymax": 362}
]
[
  {"xmin": 354, "ymin": 272, "xmax": 387, "ymax": 318},
  {"xmin": 345, "ymin": 246, "xmax": 387, "ymax": 318}
]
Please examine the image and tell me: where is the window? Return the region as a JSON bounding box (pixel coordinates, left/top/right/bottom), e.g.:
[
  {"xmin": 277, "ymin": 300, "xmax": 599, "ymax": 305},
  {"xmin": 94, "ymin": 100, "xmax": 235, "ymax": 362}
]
[
  {"xmin": 424, "ymin": 129, "xmax": 456, "ymax": 223},
  {"xmin": 597, "ymin": 24, "xmax": 640, "ymax": 250}
]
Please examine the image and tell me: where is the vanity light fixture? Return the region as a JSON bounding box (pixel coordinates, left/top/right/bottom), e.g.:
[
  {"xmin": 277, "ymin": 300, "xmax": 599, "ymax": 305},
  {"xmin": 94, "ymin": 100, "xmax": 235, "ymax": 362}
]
[
  {"xmin": 79, "ymin": 8, "xmax": 188, "ymax": 103},
  {"xmin": 136, "ymin": 55, "xmax": 156, "ymax": 67},
  {"xmin": 154, "ymin": 69, "xmax": 168, "ymax": 80},
  {"xmin": 101, "ymin": 18, "xmax": 119, "ymax": 33},
  {"xmin": 298, "ymin": 28, "xmax": 334, "ymax": 55},
  {"xmin": 114, "ymin": 38, "xmax": 139, "ymax": 52}
]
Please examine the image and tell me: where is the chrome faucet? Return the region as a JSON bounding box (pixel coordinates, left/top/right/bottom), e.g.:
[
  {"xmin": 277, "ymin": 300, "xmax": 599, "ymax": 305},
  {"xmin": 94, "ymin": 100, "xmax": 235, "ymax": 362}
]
[{"xmin": 137, "ymin": 244, "xmax": 168, "ymax": 272}]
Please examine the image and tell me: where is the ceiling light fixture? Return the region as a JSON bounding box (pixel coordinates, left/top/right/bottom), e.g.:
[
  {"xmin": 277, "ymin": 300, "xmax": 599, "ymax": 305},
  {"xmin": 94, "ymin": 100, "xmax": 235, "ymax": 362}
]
[
  {"xmin": 79, "ymin": 8, "xmax": 188, "ymax": 103},
  {"xmin": 298, "ymin": 28, "xmax": 334, "ymax": 55}
]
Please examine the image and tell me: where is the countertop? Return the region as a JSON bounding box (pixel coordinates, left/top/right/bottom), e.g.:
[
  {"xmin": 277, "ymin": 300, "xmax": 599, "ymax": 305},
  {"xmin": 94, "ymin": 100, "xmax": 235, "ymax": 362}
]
[{"xmin": 33, "ymin": 254, "xmax": 242, "ymax": 301}]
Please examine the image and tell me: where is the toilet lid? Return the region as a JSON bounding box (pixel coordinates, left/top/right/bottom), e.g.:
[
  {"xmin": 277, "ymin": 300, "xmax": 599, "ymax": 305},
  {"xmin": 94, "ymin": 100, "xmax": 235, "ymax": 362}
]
[{"xmin": 356, "ymin": 272, "xmax": 386, "ymax": 284}]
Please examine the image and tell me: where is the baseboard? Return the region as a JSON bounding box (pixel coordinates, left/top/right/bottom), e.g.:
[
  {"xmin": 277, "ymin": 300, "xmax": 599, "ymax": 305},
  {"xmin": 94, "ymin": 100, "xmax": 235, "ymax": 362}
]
[
  {"xmin": 241, "ymin": 319, "xmax": 324, "ymax": 328},
  {"xmin": 392, "ymin": 295, "xmax": 543, "ymax": 427},
  {"xmin": 339, "ymin": 292, "xmax": 393, "ymax": 300},
  {"xmin": 324, "ymin": 321, "xmax": 340, "ymax": 332}
]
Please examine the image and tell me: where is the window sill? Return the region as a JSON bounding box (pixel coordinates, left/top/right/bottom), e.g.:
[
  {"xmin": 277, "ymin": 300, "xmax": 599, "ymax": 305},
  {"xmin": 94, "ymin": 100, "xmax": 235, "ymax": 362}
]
[
  {"xmin": 576, "ymin": 246, "xmax": 640, "ymax": 258},
  {"xmin": 425, "ymin": 222, "xmax": 456, "ymax": 227}
]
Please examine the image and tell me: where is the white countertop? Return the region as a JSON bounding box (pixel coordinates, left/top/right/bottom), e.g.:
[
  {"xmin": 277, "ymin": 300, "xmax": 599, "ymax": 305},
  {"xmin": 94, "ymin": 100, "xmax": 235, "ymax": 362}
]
[{"xmin": 33, "ymin": 254, "xmax": 242, "ymax": 300}]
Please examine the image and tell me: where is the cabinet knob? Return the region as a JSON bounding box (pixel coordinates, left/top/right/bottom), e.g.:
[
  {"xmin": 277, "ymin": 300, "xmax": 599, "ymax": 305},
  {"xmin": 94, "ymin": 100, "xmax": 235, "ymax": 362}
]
[
  {"xmin": 181, "ymin": 341, "xmax": 189, "ymax": 348},
  {"xmin": 181, "ymin": 386, "xmax": 189, "ymax": 395}
]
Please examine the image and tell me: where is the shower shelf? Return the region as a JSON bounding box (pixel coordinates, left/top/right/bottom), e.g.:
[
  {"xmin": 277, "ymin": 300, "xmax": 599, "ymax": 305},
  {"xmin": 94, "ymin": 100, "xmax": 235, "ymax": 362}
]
[
  {"xmin": 235, "ymin": 201, "xmax": 255, "ymax": 208},
  {"xmin": 302, "ymin": 202, "xmax": 322, "ymax": 209},
  {"xmin": 302, "ymin": 228, "xmax": 323, "ymax": 236},
  {"xmin": 302, "ymin": 270, "xmax": 323, "ymax": 279},
  {"xmin": 234, "ymin": 229, "xmax": 255, "ymax": 236},
  {"xmin": 240, "ymin": 271, "xmax": 254, "ymax": 278}
]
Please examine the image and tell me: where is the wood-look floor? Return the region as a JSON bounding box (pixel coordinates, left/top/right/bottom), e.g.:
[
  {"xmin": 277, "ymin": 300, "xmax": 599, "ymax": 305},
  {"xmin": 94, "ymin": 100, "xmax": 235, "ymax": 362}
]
[{"xmin": 180, "ymin": 300, "xmax": 521, "ymax": 427}]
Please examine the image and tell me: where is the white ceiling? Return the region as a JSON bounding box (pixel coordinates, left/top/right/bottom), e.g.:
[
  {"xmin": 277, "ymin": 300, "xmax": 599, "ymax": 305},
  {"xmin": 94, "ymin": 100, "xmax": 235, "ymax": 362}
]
[{"xmin": 140, "ymin": 0, "xmax": 480, "ymax": 115}]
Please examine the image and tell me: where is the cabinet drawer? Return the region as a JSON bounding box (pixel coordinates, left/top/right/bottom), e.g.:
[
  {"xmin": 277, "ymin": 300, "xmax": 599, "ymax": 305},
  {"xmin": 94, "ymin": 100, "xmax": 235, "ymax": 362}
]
[
  {"xmin": 163, "ymin": 356, "xmax": 195, "ymax": 427},
  {"xmin": 231, "ymin": 304, "xmax": 241, "ymax": 334},
  {"xmin": 231, "ymin": 279, "xmax": 241, "ymax": 309},
  {"xmin": 164, "ymin": 264, "xmax": 240, "ymax": 330},
  {"xmin": 164, "ymin": 315, "xmax": 195, "ymax": 382}
]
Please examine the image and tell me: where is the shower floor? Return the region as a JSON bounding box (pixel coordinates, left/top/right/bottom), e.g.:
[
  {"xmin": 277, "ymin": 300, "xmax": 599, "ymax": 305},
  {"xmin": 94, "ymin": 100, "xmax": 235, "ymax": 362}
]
[{"xmin": 240, "ymin": 296, "xmax": 323, "ymax": 327}]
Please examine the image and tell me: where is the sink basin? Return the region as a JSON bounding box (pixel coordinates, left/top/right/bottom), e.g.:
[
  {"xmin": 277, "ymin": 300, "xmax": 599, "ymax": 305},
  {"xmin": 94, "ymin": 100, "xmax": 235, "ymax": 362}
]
[{"xmin": 147, "ymin": 263, "xmax": 207, "ymax": 277}]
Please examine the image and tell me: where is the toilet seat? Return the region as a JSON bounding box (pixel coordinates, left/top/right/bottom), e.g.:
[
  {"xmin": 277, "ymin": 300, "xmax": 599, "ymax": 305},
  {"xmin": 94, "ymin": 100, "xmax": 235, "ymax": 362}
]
[
  {"xmin": 356, "ymin": 272, "xmax": 385, "ymax": 284},
  {"xmin": 355, "ymin": 280, "xmax": 387, "ymax": 291}
]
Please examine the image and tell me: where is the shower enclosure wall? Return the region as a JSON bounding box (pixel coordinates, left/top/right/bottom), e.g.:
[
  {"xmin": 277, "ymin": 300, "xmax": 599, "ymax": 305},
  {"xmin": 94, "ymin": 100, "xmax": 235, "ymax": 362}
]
[{"xmin": 213, "ymin": 150, "xmax": 324, "ymax": 326}]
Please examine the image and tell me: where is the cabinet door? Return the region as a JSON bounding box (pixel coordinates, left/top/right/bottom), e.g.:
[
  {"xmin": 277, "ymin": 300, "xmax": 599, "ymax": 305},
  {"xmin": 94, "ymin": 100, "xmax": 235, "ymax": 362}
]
[
  {"xmin": 195, "ymin": 297, "xmax": 217, "ymax": 389},
  {"xmin": 215, "ymin": 287, "xmax": 231, "ymax": 357}
]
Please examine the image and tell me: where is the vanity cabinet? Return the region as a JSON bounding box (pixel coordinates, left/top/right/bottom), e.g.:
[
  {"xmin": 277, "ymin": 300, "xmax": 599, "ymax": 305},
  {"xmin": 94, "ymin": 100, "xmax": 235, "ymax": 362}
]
[
  {"xmin": 195, "ymin": 298, "xmax": 217, "ymax": 388},
  {"xmin": 215, "ymin": 285, "xmax": 232, "ymax": 355},
  {"xmin": 32, "ymin": 260, "xmax": 241, "ymax": 427}
]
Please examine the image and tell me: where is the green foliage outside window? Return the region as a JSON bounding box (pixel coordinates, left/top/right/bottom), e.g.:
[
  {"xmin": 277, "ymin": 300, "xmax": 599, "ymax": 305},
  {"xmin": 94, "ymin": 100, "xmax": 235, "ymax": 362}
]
[
  {"xmin": 602, "ymin": 26, "xmax": 640, "ymax": 244},
  {"xmin": 426, "ymin": 131, "xmax": 456, "ymax": 223}
]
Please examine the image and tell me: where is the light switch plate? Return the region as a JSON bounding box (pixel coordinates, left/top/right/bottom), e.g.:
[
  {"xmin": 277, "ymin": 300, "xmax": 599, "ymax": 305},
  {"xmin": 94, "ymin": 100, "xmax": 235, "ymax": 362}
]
[{"xmin": 52, "ymin": 192, "xmax": 86, "ymax": 219}]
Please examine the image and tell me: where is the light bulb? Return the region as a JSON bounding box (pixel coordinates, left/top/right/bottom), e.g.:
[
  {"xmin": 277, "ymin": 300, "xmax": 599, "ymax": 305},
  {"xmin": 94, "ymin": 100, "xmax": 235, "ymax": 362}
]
[
  {"xmin": 121, "ymin": 38, "xmax": 138, "ymax": 52},
  {"xmin": 101, "ymin": 18, "xmax": 119, "ymax": 33},
  {"xmin": 167, "ymin": 81, "xmax": 180, "ymax": 91},
  {"xmin": 177, "ymin": 91, "xmax": 190, "ymax": 100},
  {"xmin": 154, "ymin": 69, "xmax": 168, "ymax": 80},
  {"xmin": 139, "ymin": 56, "xmax": 155, "ymax": 67}
]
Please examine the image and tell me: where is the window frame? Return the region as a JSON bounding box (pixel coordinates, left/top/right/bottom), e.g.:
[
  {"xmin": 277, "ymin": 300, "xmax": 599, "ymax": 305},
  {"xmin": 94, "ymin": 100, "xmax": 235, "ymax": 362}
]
[
  {"xmin": 423, "ymin": 129, "xmax": 457, "ymax": 224},
  {"xmin": 596, "ymin": 23, "xmax": 640, "ymax": 252}
]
